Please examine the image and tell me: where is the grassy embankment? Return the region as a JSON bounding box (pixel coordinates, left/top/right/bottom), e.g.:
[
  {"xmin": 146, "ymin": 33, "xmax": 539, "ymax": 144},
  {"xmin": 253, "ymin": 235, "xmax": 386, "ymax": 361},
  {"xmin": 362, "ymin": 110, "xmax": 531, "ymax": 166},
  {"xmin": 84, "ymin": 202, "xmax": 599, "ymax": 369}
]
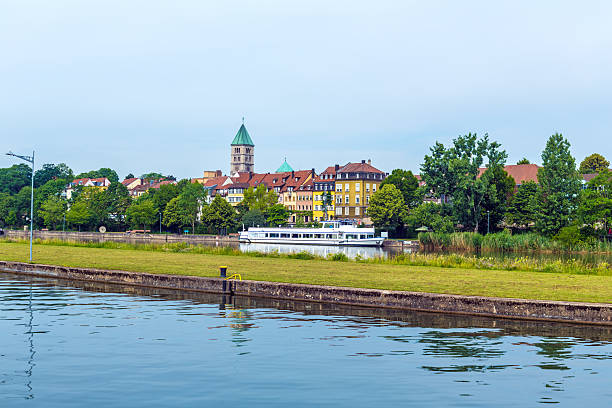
[
  {"xmin": 1, "ymin": 239, "xmax": 611, "ymax": 303},
  {"xmin": 419, "ymin": 231, "xmax": 612, "ymax": 253}
]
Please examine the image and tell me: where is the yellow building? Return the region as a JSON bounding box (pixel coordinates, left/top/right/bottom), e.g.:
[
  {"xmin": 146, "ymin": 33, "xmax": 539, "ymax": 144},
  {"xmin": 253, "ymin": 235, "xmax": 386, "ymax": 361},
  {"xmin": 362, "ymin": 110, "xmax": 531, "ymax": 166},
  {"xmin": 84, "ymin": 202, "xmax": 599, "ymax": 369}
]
[
  {"xmin": 334, "ymin": 160, "xmax": 386, "ymax": 223},
  {"xmin": 312, "ymin": 165, "xmax": 338, "ymax": 221}
]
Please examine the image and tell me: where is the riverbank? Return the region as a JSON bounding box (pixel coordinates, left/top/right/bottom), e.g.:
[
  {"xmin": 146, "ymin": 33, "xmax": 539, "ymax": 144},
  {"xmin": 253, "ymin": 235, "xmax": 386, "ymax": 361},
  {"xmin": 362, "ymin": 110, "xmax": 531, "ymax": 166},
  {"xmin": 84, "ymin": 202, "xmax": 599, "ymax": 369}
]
[
  {"xmin": 2, "ymin": 259, "xmax": 612, "ymax": 326},
  {"xmin": 1, "ymin": 241, "xmax": 612, "ymax": 303}
]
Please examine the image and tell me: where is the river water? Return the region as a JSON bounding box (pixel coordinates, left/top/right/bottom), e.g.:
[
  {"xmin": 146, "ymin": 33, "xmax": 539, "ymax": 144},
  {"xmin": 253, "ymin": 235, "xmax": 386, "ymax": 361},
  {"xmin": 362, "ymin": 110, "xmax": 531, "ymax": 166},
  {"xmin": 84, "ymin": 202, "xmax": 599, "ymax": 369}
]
[{"xmin": 1, "ymin": 273, "xmax": 611, "ymax": 406}]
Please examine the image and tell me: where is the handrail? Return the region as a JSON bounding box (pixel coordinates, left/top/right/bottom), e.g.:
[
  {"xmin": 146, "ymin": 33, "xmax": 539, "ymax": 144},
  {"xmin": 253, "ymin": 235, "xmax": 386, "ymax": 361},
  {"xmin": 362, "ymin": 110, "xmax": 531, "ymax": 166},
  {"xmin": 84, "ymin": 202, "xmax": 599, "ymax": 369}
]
[{"xmin": 225, "ymin": 274, "xmax": 242, "ymax": 281}]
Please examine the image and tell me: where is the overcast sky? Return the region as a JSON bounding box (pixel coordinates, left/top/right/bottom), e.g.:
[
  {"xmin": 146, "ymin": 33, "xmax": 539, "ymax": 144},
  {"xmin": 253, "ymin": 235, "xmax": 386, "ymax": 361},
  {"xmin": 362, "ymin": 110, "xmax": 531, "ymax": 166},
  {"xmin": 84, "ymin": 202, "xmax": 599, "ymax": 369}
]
[{"xmin": 1, "ymin": 0, "xmax": 610, "ymax": 179}]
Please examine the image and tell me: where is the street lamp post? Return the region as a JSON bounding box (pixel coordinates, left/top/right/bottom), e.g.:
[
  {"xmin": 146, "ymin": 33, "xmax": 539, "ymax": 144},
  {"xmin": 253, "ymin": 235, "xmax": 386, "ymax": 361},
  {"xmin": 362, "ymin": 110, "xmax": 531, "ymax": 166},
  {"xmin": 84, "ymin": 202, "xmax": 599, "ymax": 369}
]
[
  {"xmin": 6, "ymin": 150, "xmax": 35, "ymax": 261},
  {"xmin": 159, "ymin": 212, "xmax": 162, "ymax": 234},
  {"xmin": 487, "ymin": 210, "xmax": 490, "ymax": 235}
]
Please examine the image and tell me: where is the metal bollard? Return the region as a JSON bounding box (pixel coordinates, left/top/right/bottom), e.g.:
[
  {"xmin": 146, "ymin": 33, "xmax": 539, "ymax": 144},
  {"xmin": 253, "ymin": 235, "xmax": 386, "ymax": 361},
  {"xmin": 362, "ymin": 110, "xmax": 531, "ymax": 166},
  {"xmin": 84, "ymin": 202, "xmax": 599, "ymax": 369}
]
[{"xmin": 219, "ymin": 266, "xmax": 227, "ymax": 278}]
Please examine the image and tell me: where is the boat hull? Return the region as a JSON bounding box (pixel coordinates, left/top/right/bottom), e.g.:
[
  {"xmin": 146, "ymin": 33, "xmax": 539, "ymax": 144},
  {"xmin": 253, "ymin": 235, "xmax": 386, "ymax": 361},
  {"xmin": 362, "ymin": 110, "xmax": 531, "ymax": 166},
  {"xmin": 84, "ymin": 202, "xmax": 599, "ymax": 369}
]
[{"xmin": 239, "ymin": 236, "xmax": 384, "ymax": 247}]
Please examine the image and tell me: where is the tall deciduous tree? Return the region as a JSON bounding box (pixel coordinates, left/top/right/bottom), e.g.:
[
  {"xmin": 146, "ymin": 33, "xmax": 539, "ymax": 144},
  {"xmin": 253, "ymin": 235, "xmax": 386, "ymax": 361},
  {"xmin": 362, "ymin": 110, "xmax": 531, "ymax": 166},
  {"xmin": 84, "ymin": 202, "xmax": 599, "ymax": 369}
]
[
  {"xmin": 380, "ymin": 169, "xmax": 421, "ymax": 208},
  {"xmin": 201, "ymin": 196, "xmax": 237, "ymax": 234},
  {"xmin": 579, "ymin": 153, "xmax": 610, "ymax": 174},
  {"xmin": 516, "ymin": 158, "xmax": 530, "ymax": 165},
  {"xmin": 265, "ymin": 204, "xmax": 290, "ymax": 227},
  {"xmin": 421, "ymin": 133, "xmax": 507, "ymax": 232},
  {"xmin": 534, "ymin": 133, "xmax": 581, "ymax": 236},
  {"xmin": 479, "ymin": 167, "xmax": 515, "ymax": 233},
  {"xmin": 125, "ymin": 201, "xmax": 157, "ymax": 231},
  {"xmin": 0, "ymin": 164, "xmax": 31, "ymax": 195},
  {"xmin": 576, "ymin": 169, "xmax": 612, "ymax": 233},
  {"xmin": 66, "ymin": 200, "xmax": 91, "ymax": 231},
  {"xmin": 242, "ymin": 184, "xmax": 278, "ymax": 211},
  {"xmin": 367, "ymin": 184, "xmax": 408, "ymax": 236},
  {"xmin": 39, "ymin": 196, "xmax": 67, "ymax": 230},
  {"xmin": 34, "ymin": 163, "xmax": 73, "ymax": 187}
]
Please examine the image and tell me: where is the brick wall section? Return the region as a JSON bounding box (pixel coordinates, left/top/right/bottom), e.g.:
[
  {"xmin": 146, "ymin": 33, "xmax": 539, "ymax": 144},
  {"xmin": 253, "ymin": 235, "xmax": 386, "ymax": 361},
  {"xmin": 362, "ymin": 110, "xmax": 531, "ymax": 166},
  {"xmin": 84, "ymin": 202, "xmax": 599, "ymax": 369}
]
[{"xmin": 1, "ymin": 261, "xmax": 611, "ymax": 326}]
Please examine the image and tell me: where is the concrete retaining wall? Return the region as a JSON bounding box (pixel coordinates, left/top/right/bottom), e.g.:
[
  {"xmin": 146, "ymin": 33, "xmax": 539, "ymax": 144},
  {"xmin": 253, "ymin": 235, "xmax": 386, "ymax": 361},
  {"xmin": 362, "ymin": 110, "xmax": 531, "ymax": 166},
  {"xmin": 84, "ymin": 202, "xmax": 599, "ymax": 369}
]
[
  {"xmin": 1, "ymin": 260, "xmax": 611, "ymax": 325},
  {"xmin": 5, "ymin": 230, "xmax": 238, "ymax": 246}
]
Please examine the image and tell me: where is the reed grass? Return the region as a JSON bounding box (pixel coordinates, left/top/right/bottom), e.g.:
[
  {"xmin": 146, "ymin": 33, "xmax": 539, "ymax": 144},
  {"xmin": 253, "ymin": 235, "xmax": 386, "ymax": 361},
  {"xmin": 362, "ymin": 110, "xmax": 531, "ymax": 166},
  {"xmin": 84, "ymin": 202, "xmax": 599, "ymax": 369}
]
[{"xmin": 419, "ymin": 231, "xmax": 612, "ymax": 253}]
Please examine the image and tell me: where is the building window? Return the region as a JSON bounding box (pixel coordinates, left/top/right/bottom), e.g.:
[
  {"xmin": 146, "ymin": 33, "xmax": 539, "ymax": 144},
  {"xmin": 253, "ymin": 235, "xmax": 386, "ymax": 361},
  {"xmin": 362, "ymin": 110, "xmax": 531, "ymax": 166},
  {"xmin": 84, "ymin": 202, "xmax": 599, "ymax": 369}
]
[
  {"xmin": 345, "ymin": 207, "xmax": 350, "ymax": 216},
  {"xmin": 336, "ymin": 184, "xmax": 342, "ymax": 192},
  {"xmin": 356, "ymin": 195, "xmax": 360, "ymax": 204},
  {"xmin": 373, "ymin": 184, "xmax": 377, "ymax": 192},
  {"xmin": 355, "ymin": 183, "xmax": 360, "ymax": 192},
  {"xmin": 355, "ymin": 207, "xmax": 360, "ymax": 216},
  {"xmin": 335, "ymin": 207, "xmax": 342, "ymax": 215},
  {"xmin": 366, "ymin": 183, "xmax": 370, "ymax": 192},
  {"xmin": 336, "ymin": 196, "xmax": 342, "ymax": 204},
  {"xmin": 345, "ymin": 195, "xmax": 349, "ymax": 204},
  {"xmin": 366, "ymin": 195, "xmax": 370, "ymax": 204},
  {"xmin": 345, "ymin": 184, "xmax": 349, "ymax": 192}
]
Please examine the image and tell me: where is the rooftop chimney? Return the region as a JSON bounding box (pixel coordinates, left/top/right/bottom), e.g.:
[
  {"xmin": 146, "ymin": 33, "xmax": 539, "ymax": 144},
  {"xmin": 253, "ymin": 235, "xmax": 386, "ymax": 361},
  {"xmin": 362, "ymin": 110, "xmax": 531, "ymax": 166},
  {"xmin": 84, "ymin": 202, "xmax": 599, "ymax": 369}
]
[
  {"xmin": 361, "ymin": 159, "xmax": 366, "ymax": 164},
  {"xmin": 334, "ymin": 164, "xmax": 340, "ymax": 171},
  {"xmin": 367, "ymin": 159, "xmax": 371, "ymax": 165}
]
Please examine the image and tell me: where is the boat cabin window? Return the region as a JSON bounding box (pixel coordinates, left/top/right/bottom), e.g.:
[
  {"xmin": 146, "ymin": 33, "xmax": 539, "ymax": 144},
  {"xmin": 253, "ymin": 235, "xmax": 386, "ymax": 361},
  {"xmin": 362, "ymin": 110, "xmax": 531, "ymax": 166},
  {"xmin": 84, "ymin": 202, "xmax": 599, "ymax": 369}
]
[
  {"xmin": 270, "ymin": 233, "xmax": 279, "ymax": 238},
  {"xmin": 280, "ymin": 233, "xmax": 290, "ymax": 238},
  {"xmin": 291, "ymin": 233, "xmax": 299, "ymax": 238}
]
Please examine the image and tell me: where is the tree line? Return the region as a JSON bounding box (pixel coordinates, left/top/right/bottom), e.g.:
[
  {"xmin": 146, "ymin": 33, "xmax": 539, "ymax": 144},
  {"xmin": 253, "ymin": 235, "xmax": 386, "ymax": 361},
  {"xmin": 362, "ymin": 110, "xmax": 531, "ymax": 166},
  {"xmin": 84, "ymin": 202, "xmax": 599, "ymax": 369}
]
[
  {"xmin": 0, "ymin": 166, "xmax": 300, "ymax": 234},
  {"xmin": 367, "ymin": 133, "xmax": 611, "ymax": 244}
]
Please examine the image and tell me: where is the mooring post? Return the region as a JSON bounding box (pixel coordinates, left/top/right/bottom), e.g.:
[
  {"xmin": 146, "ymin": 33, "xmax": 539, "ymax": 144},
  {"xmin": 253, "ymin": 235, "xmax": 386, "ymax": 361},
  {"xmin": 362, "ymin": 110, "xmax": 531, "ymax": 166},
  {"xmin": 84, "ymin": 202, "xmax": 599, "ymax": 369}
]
[{"xmin": 220, "ymin": 265, "xmax": 228, "ymax": 294}]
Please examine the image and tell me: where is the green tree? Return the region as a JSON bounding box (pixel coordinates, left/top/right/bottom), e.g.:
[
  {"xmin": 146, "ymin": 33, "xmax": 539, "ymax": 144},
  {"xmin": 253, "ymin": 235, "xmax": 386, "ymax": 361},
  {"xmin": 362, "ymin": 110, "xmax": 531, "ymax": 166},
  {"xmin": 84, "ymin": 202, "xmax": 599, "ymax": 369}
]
[
  {"xmin": 34, "ymin": 163, "xmax": 73, "ymax": 187},
  {"xmin": 576, "ymin": 170, "xmax": 612, "ymax": 233},
  {"xmin": 421, "ymin": 133, "xmax": 507, "ymax": 232},
  {"xmin": 534, "ymin": 133, "xmax": 581, "ymax": 236},
  {"xmin": 99, "ymin": 182, "xmax": 132, "ymax": 229},
  {"xmin": 505, "ymin": 181, "xmax": 539, "ymax": 229},
  {"xmin": 242, "ymin": 184, "xmax": 278, "ymax": 211},
  {"xmin": 201, "ymin": 196, "xmax": 237, "ymax": 234},
  {"xmin": 177, "ymin": 182, "xmax": 207, "ymax": 232},
  {"xmin": 405, "ymin": 202, "xmax": 455, "ymax": 233},
  {"xmin": 241, "ymin": 209, "xmax": 266, "ymax": 227},
  {"xmin": 66, "ymin": 200, "xmax": 92, "ymax": 231},
  {"xmin": 516, "ymin": 158, "xmax": 530, "ymax": 165},
  {"xmin": 367, "ymin": 184, "xmax": 408, "ymax": 236},
  {"xmin": 75, "ymin": 168, "xmax": 119, "ymax": 183},
  {"xmin": 125, "ymin": 173, "xmax": 135, "ymax": 179},
  {"xmin": 380, "ymin": 169, "xmax": 421, "ymax": 208},
  {"xmin": 163, "ymin": 196, "xmax": 192, "ymax": 232},
  {"xmin": 39, "ymin": 196, "xmax": 67, "ymax": 230},
  {"xmin": 126, "ymin": 201, "xmax": 157, "ymax": 231},
  {"xmin": 0, "ymin": 164, "xmax": 31, "ymax": 195},
  {"xmin": 141, "ymin": 172, "xmax": 164, "ymax": 180},
  {"xmin": 0, "ymin": 193, "xmax": 16, "ymax": 227},
  {"xmin": 579, "ymin": 153, "xmax": 609, "ymax": 174},
  {"xmin": 265, "ymin": 204, "xmax": 290, "ymax": 227},
  {"xmin": 479, "ymin": 167, "xmax": 515, "ymax": 233}
]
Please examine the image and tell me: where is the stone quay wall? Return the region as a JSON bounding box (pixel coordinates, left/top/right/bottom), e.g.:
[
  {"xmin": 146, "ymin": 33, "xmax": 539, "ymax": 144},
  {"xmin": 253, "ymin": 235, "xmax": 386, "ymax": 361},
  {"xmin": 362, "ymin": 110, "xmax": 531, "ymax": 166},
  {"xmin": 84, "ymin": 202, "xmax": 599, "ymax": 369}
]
[{"xmin": 1, "ymin": 260, "xmax": 611, "ymax": 326}]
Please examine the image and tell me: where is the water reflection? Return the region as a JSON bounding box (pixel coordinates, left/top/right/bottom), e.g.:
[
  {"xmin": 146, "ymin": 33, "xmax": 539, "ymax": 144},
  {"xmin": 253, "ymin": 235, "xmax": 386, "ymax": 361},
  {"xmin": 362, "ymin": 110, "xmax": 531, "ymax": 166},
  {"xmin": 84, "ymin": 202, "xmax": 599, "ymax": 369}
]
[{"xmin": 2, "ymin": 272, "xmax": 612, "ymax": 407}]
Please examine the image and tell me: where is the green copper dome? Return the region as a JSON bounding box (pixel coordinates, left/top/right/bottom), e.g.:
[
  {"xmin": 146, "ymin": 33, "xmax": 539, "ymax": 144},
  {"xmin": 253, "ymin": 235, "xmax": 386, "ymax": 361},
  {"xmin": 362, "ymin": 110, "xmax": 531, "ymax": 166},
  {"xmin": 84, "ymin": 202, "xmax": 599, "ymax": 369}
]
[
  {"xmin": 276, "ymin": 158, "xmax": 294, "ymax": 173},
  {"xmin": 231, "ymin": 124, "xmax": 254, "ymax": 146}
]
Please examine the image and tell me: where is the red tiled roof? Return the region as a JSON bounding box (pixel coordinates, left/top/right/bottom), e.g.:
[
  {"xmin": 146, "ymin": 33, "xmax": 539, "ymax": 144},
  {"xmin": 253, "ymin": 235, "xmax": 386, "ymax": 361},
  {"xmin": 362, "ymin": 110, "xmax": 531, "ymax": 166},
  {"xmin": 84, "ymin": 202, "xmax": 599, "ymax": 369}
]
[
  {"xmin": 478, "ymin": 164, "xmax": 540, "ymax": 185},
  {"xmin": 121, "ymin": 177, "xmax": 139, "ymax": 186},
  {"xmin": 337, "ymin": 162, "xmax": 384, "ymax": 174},
  {"xmin": 582, "ymin": 173, "xmax": 598, "ymax": 182}
]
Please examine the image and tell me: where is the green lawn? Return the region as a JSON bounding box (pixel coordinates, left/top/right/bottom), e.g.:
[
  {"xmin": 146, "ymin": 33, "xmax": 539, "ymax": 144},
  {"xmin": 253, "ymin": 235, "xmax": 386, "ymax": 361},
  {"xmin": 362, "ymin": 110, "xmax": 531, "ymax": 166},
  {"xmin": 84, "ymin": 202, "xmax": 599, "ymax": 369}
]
[{"xmin": 1, "ymin": 241, "xmax": 611, "ymax": 303}]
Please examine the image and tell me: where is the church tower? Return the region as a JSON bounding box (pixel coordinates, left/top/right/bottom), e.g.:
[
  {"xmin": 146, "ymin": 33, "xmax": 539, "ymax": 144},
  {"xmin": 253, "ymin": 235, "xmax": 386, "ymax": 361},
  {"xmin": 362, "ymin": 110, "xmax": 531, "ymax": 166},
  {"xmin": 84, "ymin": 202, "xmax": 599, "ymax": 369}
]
[{"xmin": 230, "ymin": 121, "xmax": 255, "ymax": 174}]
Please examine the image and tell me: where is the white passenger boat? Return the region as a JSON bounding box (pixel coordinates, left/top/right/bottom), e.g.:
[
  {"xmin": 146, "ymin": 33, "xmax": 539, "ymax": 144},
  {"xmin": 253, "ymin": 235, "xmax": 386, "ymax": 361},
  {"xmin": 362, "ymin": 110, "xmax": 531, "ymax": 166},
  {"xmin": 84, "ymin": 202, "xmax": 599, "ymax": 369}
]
[{"xmin": 238, "ymin": 221, "xmax": 384, "ymax": 247}]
